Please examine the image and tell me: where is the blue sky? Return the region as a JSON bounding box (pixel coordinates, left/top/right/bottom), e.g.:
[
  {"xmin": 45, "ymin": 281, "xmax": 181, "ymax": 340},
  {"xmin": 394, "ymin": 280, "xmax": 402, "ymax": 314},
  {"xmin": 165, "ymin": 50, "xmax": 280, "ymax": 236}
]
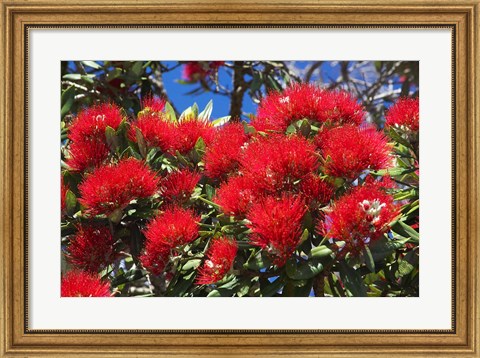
[{"xmin": 161, "ymin": 62, "xmax": 254, "ymax": 120}]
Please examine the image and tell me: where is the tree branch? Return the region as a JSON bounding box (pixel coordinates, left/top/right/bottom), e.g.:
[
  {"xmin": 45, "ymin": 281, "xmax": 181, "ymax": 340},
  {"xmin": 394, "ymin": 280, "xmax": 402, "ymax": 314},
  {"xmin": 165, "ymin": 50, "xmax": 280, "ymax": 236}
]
[{"xmin": 229, "ymin": 61, "xmax": 248, "ymax": 121}]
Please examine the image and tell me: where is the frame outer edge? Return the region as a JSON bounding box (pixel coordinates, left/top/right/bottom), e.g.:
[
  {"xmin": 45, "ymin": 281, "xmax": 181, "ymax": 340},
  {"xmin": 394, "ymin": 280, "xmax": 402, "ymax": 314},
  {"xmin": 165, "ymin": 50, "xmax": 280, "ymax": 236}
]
[
  {"xmin": 471, "ymin": 2, "xmax": 479, "ymax": 356},
  {"xmin": 1, "ymin": 2, "xmax": 13, "ymax": 356},
  {"xmin": 1, "ymin": 0, "xmax": 479, "ymax": 356}
]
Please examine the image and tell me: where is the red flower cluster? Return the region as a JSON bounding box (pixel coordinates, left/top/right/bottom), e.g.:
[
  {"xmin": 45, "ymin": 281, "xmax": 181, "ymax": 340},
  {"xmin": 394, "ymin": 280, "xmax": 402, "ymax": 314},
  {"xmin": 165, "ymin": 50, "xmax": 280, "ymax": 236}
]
[
  {"xmin": 128, "ymin": 97, "xmax": 173, "ymax": 152},
  {"xmin": 129, "ymin": 115, "xmax": 214, "ymax": 155},
  {"xmin": 251, "ymin": 83, "xmax": 365, "ymax": 132},
  {"xmin": 171, "ymin": 119, "xmax": 214, "ymax": 154},
  {"xmin": 322, "ymin": 180, "xmax": 400, "ymax": 255},
  {"xmin": 385, "ymin": 97, "xmax": 419, "ymax": 132},
  {"xmin": 204, "ymin": 123, "xmax": 249, "ymax": 179},
  {"xmin": 140, "ymin": 206, "xmax": 200, "ymax": 275},
  {"xmin": 61, "ymin": 270, "xmax": 111, "ymax": 297},
  {"xmin": 214, "ymin": 134, "xmax": 320, "ymax": 217},
  {"xmin": 140, "ymin": 96, "xmax": 166, "ymax": 114},
  {"xmin": 317, "ymin": 125, "xmax": 392, "ymax": 179},
  {"xmin": 247, "ymin": 195, "xmax": 307, "ymax": 267},
  {"xmin": 182, "ymin": 61, "xmax": 225, "ymax": 82},
  {"xmin": 66, "ymin": 225, "xmax": 116, "ymax": 273},
  {"xmin": 298, "ymin": 174, "xmax": 334, "ymax": 208},
  {"xmin": 78, "ymin": 158, "xmax": 159, "ymax": 217},
  {"xmin": 240, "ymin": 134, "xmax": 319, "ymax": 194},
  {"xmin": 196, "ymin": 237, "xmax": 238, "ymax": 285},
  {"xmin": 67, "ymin": 103, "xmax": 124, "ymax": 171},
  {"xmin": 215, "ymin": 175, "xmax": 257, "ymax": 217},
  {"xmin": 160, "ymin": 169, "xmax": 200, "ymax": 204}
]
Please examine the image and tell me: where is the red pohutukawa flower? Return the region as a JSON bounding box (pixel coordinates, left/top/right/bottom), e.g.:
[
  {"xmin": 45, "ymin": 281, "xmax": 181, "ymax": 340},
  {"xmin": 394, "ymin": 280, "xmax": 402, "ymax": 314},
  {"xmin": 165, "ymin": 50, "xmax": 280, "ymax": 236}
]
[
  {"xmin": 215, "ymin": 175, "xmax": 258, "ymax": 217},
  {"xmin": 182, "ymin": 61, "xmax": 224, "ymax": 82},
  {"xmin": 66, "ymin": 225, "xmax": 116, "ymax": 273},
  {"xmin": 129, "ymin": 117, "xmax": 214, "ymax": 155},
  {"xmin": 67, "ymin": 140, "xmax": 111, "ymax": 172},
  {"xmin": 128, "ymin": 97, "xmax": 176, "ymax": 152},
  {"xmin": 78, "ymin": 158, "xmax": 159, "ymax": 217},
  {"xmin": 317, "ymin": 125, "xmax": 392, "ymax": 179},
  {"xmin": 66, "ymin": 103, "xmax": 125, "ymax": 171},
  {"xmin": 140, "ymin": 242, "xmax": 170, "ymax": 276},
  {"xmin": 240, "ymin": 134, "xmax": 319, "ymax": 194},
  {"xmin": 204, "ymin": 123, "xmax": 249, "ymax": 179},
  {"xmin": 196, "ymin": 237, "xmax": 238, "ymax": 285},
  {"xmin": 251, "ymin": 83, "xmax": 365, "ymax": 132},
  {"xmin": 140, "ymin": 206, "xmax": 200, "ymax": 275},
  {"xmin": 143, "ymin": 206, "xmax": 200, "ymax": 248},
  {"xmin": 128, "ymin": 116, "xmax": 174, "ymax": 152},
  {"xmin": 385, "ymin": 97, "xmax": 419, "ymax": 132},
  {"xmin": 141, "ymin": 96, "xmax": 166, "ymax": 114},
  {"xmin": 322, "ymin": 180, "xmax": 400, "ymax": 255},
  {"xmin": 247, "ymin": 195, "xmax": 307, "ymax": 267},
  {"xmin": 68, "ymin": 103, "xmax": 125, "ymax": 143},
  {"xmin": 298, "ymin": 174, "xmax": 334, "ymax": 208},
  {"xmin": 61, "ymin": 270, "xmax": 111, "ymax": 297},
  {"xmin": 160, "ymin": 169, "xmax": 201, "ymax": 203},
  {"xmin": 169, "ymin": 119, "xmax": 214, "ymax": 155}
]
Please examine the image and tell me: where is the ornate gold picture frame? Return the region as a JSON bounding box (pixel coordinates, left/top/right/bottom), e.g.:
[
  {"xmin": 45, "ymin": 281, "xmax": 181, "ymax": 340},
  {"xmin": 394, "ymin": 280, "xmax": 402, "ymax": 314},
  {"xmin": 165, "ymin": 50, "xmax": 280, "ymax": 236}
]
[{"xmin": 1, "ymin": 0, "xmax": 478, "ymax": 356}]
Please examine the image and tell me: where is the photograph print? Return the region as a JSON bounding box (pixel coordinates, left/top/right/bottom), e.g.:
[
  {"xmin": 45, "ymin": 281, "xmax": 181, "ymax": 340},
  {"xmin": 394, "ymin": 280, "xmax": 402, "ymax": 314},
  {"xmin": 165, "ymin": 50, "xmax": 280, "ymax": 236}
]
[{"xmin": 60, "ymin": 60, "xmax": 419, "ymax": 298}]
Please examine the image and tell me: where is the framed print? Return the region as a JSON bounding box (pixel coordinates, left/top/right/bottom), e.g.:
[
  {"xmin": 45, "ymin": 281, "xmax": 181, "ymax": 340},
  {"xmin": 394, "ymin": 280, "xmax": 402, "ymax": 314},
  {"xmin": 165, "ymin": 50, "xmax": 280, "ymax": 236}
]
[{"xmin": 1, "ymin": 0, "xmax": 479, "ymax": 356}]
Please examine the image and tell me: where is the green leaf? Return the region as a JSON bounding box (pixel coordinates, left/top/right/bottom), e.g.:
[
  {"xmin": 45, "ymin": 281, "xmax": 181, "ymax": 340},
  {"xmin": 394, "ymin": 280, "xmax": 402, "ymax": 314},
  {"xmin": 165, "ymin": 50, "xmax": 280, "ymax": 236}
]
[
  {"xmin": 62, "ymin": 73, "xmax": 82, "ymax": 81},
  {"xmin": 131, "ymin": 61, "xmax": 144, "ymax": 77},
  {"xmin": 309, "ymin": 245, "xmax": 333, "ymax": 259},
  {"xmin": 299, "ymin": 119, "xmax": 311, "ymax": 137},
  {"xmin": 164, "ymin": 102, "xmax": 177, "ymax": 123},
  {"xmin": 249, "ymin": 72, "xmax": 262, "ymax": 93},
  {"xmin": 135, "ymin": 127, "xmax": 147, "ymax": 158},
  {"xmin": 145, "ymin": 148, "xmax": 159, "ymax": 163},
  {"xmin": 194, "ymin": 137, "xmax": 206, "ymax": 153},
  {"xmin": 218, "ymin": 275, "xmax": 239, "ymax": 289},
  {"xmin": 403, "ymin": 199, "xmax": 419, "ymax": 216},
  {"xmin": 106, "ymin": 68, "xmax": 123, "ymax": 81},
  {"xmin": 395, "ymin": 221, "xmax": 419, "ymax": 243},
  {"xmin": 178, "ymin": 104, "xmax": 198, "ymax": 122},
  {"xmin": 105, "ymin": 126, "xmax": 118, "ymax": 150},
  {"xmin": 286, "ymin": 258, "xmax": 323, "ymax": 280},
  {"xmin": 81, "ymin": 61, "xmax": 102, "ymax": 70},
  {"xmin": 369, "ymin": 236, "xmax": 410, "ymax": 262},
  {"xmin": 205, "ymin": 184, "xmax": 215, "ymax": 200},
  {"xmin": 394, "ymin": 188, "xmax": 418, "ymax": 201},
  {"xmin": 235, "ymin": 279, "xmax": 251, "ymax": 297},
  {"xmin": 371, "ymin": 167, "xmax": 417, "ymax": 177},
  {"xmin": 283, "ymin": 278, "xmax": 313, "ymax": 297},
  {"xmin": 397, "ymin": 251, "xmax": 415, "ymax": 277},
  {"xmin": 60, "ymin": 86, "xmax": 75, "ymax": 118},
  {"xmin": 212, "ymin": 116, "xmax": 231, "ymax": 127},
  {"xmin": 65, "ymin": 190, "xmax": 77, "ymax": 216},
  {"xmin": 207, "ymin": 288, "xmax": 236, "ymax": 297},
  {"xmin": 387, "ymin": 127, "xmax": 413, "ymax": 148},
  {"xmin": 299, "ymin": 228, "xmax": 309, "ymax": 245},
  {"xmin": 181, "ymin": 259, "xmax": 202, "ymax": 271},
  {"xmin": 198, "ymin": 100, "xmax": 213, "ymax": 121},
  {"xmin": 267, "ymin": 75, "xmax": 282, "ymax": 91},
  {"xmin": 338, "ymin": 262, "xmax": 367, "ymax": 297},
  {"xmin": 167, "ymin": 271, "xmax": 196, "ymax": 297},
  {"xmin": 111, "ymin": 268, "xmax": 146, "ymax": 287},
  {"xmin": 260, "ymin": 276, "xmax": 285, "ymax": 297},
  {"xmin": 81, "ymin": 75, "xmax": 94, "ymax": 84},
  {"xmin": 286, "ymin": 123, "xmax": 296, "ymax": 134},
  {"xmin": 362, "ymin": 246, "xmax": 375, "ymax": 273},
  {"xmin": 244, "ymin": 251, "xmax": 271, "ymax": 270},
  {"xmin": 242, "ymin": 122, "xmax": 256, "ymax": 134}
]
